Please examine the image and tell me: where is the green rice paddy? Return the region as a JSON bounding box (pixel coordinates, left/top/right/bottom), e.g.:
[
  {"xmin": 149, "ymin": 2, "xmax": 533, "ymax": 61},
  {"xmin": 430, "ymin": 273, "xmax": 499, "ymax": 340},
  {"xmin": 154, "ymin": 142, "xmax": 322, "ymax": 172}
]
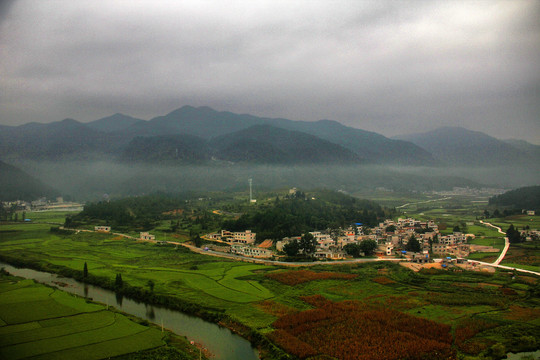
[{"xmin": 0, "ymin": 276, "xmax": 166, "ymax": 360}]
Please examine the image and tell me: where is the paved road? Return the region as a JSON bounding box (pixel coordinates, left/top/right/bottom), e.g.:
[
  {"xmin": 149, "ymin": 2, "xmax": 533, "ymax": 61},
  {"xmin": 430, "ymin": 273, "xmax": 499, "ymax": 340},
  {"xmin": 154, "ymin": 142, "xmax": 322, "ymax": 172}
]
[
  {"xmin": 396, "ymin": 196, "xmax": 452, "ymax": 209},
  {"xmin": 473, "ymin": 260, "xmax": 540, "ymax": 276},
  {"xmin": 478, "ymin": 220, "xmax": 510, "ymax": 265}
]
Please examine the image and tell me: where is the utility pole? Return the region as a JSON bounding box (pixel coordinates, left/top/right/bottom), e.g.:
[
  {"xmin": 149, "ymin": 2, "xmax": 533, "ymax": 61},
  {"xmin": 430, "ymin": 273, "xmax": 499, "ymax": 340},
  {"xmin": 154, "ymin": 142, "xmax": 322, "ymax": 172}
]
[{"xmin": 248, "ymin": 178, "xmax": 253, "ymax": 203}]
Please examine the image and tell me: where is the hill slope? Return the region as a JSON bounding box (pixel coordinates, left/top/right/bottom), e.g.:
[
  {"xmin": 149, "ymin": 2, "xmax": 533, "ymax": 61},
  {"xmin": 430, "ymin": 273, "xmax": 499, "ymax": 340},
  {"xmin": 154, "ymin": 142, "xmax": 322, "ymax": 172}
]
[
  {"xmin": 0, "ymin": 119, "xmax": 112, "ymax": 160},
  {"xmin": 395, "ymin": 127, "xmax": 530, "ymax": 165},
  {"xmin": 0, "ymin": 160, "xmax": 59, "ymax": 200},
  {"xmin": 488, "ymin": 185, "xmax": 540, "ymax": 211},
  {"xmin": 122, "ymin": 134, "xmax": 209, "ymax": 163},
  {"xmin": 212, "ymin": 125, "xmax": 361, "ymax": 164}
]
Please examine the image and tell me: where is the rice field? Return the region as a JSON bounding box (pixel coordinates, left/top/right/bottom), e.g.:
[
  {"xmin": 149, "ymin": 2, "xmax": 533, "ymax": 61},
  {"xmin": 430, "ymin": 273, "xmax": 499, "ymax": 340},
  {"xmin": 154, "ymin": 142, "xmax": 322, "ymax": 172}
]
[{"xmin": 0, "ymin": 276, "xmax": 166, "ymax": 360}]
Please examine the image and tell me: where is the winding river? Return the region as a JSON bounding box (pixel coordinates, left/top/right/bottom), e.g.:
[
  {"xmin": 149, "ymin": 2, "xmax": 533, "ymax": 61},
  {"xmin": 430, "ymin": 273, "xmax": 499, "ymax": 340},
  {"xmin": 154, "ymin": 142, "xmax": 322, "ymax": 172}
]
[{"xmin": 0, "ymin": 262, "xmax": 259, "ymax": 360}]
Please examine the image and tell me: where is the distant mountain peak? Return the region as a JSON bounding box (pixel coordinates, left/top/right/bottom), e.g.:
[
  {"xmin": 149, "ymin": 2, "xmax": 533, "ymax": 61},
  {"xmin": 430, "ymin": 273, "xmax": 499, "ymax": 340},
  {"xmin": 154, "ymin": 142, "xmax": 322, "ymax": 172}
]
[
  {"xmin": 60, "ymin": 118, "xmax": 79, "ymax": 124},
  {"xmin": 87, "ymin": 113, "xmax": 143, "ymax": 133}
]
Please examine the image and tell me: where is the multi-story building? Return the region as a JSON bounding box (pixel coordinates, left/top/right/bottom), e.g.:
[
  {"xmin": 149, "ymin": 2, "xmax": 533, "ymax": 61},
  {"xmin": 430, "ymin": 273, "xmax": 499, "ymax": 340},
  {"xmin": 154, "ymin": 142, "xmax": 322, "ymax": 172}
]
[{"xmin": 233, "ymin": 230, "xmax": 256, "ymax": 244}]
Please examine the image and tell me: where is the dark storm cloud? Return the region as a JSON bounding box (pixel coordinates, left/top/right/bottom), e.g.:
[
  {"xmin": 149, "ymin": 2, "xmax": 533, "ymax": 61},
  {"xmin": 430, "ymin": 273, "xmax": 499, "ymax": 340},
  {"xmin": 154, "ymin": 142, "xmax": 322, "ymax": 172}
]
[{"xmin": 0, "ymin": 0, "xmax": 539, "ymax": 143}]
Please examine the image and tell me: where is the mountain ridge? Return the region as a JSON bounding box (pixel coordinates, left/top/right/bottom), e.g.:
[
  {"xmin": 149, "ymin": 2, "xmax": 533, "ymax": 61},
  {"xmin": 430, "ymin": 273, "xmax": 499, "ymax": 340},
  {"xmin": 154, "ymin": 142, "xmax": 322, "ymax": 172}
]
[{"xmin": 0, "ymin": 107, "xmax": 533, "ymax": 166}]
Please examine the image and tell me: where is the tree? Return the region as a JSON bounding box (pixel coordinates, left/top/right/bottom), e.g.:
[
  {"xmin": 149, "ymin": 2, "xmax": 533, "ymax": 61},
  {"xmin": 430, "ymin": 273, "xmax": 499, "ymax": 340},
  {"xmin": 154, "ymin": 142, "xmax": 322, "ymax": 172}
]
[
  {"xmin": 489, "ymin": 343, "xmax": 506, "ymax": 359},
  {"xmin": 506, "ymin": 224, "xmax": 522, "ymax": 244},
  {"xmin": 344, "ymin": 243, "xmax": 362, "ymax": 257},
  {"xmin": 22, "ymin": 211, "xmax": 26, "ymax": 221},
  {"xmin": 359, "ymin": 240, "xmax": 378, "ymax": 256},
  {"xmin": 147, "ymin": 280, "xmax": 155, "ymax": 293},
  {"xmin": 283, "ymin": 240, "xmax": 300, "ymax": 257},
  {"xmin": 115, "ymin": 273, "xmax": 123, "ymax": 290},
  {"xmin": 192, "ymin": 234, "xmax": 202, "ymax": 247},
  {"xmin": 83, "ymin": 262, "xmax": 88, "ymax": 278},
  {"xmin": 385, "ymin": 225, "xmax": 396, "ymax": 233},
  {"xmin": 299, "ymin": 233, "xmax": 317, "ymax": 255},
  {"xmin": 483, "ymin": 209, "xmax": 490, "ymax": 218},
  {"xmin": 405, "ymin": 234, "xmax": 422, "ymax": 252},
  {"xmin": 452, "ymin": 225, "xmax": 461, "ymax": 233}
]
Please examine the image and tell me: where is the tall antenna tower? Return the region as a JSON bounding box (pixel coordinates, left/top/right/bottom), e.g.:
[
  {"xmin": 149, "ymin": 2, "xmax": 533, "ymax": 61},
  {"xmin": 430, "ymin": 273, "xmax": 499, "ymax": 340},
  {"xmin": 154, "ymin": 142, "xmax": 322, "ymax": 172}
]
[{"xmin": 248, "ymin": 178, "xmax": 253, "ymax": 203}]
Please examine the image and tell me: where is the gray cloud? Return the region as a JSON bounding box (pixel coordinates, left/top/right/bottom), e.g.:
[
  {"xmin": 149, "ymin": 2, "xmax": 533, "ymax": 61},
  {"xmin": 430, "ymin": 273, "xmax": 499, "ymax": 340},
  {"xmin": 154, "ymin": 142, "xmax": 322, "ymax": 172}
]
[{"xmin": 1, "ymin": 0, "xmax": 539, "ymax": 143}]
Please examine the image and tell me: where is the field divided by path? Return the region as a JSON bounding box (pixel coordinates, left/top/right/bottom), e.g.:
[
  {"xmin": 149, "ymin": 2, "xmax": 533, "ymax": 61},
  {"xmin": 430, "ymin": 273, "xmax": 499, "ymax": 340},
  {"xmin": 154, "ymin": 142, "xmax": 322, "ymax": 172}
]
[
  {"xmin": 0, "ymin": 276, "xmax": 165, "ymax": 360},
  {"xmin": 136, "ymin": 263, "xmax": 274, "ymax": 303}
]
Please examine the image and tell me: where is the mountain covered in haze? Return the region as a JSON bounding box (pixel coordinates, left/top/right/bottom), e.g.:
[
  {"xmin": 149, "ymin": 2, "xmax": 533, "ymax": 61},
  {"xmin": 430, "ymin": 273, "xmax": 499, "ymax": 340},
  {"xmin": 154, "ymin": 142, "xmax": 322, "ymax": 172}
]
[
  {"xmin": 119, "ymin": 125, "xmax": 361, "ymax": 164},
  {"xmin": 0, "ymin": 118, "xmax": 112, "ymax": 160},
  {"xmin": 394, "ymin": 126, "xmax": 536, "ymax": 166},
  {"xmin": 213, "ymin": 125, "xmax": 361, "ymax": 164},
  {"xmin": 0, "ymin": 106, "xmax": 432, "ymax": 165},
  {"xmin": 503, "ymin": 139, "xmax": 540, "ymax": 159},
  {"xmin": 0, "ymin": 160, "xmax": 59, "ymax": 201},
  {"xmin": 86, "ymin": 113, "xmax": 144, "ymax": 133},
  {"xmin": 0, "ymin": 106, "xmax": 535, "ymax": 166}
]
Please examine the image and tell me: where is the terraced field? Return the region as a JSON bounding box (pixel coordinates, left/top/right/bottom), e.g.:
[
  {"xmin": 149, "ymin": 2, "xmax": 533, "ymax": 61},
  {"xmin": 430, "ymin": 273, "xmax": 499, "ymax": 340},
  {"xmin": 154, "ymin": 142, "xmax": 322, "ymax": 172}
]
[{"xmin": 0, "ymin": 276, "xmax": 165, "ymax": 360}]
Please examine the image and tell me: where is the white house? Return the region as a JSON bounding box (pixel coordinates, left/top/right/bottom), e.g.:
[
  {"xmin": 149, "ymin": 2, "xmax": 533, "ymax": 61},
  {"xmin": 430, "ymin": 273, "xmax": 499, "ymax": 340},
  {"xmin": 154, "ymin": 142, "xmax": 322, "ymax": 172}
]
[{"xmin": 140, "ymin": 232, "xmax": 155, "ymax": 241}]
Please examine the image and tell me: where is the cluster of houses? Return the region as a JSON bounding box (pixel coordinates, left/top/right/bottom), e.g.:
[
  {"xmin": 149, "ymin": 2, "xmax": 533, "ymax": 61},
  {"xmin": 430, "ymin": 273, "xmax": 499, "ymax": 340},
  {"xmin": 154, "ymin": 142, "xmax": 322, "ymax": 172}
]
[
  {"xmin": 205, "ymin": 218, "xmax": 478, "ymax": 260},
  {"xmin": 4, "ymin": 198, "xmax": 83, "ymax": 212}
]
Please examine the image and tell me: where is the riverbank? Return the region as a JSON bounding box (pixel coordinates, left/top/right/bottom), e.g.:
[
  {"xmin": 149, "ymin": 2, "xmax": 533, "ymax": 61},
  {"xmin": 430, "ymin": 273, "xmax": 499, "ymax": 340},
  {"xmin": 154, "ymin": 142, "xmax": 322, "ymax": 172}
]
[
  {"xmin": 0, "ymin": 261, "xmax": 262, "ymax": 360},
  {"xmin": 0, "ymin": 270, "xmax": 200, "ymax": 360}
]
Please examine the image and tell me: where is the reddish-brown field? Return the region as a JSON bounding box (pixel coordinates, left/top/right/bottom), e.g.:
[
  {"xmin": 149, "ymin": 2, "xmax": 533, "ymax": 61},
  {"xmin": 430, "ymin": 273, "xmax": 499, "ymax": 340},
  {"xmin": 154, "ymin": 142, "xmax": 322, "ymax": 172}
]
[
  {"xmin": 265, "ymin": 269, "xmax": 357, "ymax": 285},
  {"xmin": 269, "ymin": 295, "xmax": 455, "ymax": 360},
  {"xmin": 503, "ymin": 305, "xmax": 540, "ymax": 322},
  {"xmin": 371, "ymin": 276, "xmax": 396, "ymax": 285},
  {"xmin": 255, "ymin": 300, "xmax": 296, "ymax": 317}
]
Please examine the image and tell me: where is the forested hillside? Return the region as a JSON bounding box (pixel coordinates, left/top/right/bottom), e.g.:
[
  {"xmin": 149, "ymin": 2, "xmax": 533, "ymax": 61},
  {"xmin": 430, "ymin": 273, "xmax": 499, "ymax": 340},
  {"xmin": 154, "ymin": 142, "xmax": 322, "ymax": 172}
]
[
  {"xmin": 489, "ymin": 185, "xmax": 540, "ymax": 211},
  {"xmin": 223, "ymin": 190, "xmax": 392, "ymax": 241},
  {"xmin": 69, "ymin": 190, "xmax": 390, "ymax": 240}
]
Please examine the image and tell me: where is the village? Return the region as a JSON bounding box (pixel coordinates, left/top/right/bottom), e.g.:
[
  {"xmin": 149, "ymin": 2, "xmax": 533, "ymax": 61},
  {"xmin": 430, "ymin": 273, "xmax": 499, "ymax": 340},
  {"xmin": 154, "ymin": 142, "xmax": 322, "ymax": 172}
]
[{"xmin": 202, "ymin": 218, "xmax": 483, "ymax": 262}]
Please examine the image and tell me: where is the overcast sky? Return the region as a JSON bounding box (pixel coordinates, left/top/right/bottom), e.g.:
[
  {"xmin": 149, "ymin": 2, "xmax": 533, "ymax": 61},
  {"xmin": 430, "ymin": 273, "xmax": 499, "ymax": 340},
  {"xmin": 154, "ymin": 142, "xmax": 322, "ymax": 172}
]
[{"xmin": 1, "ymin": 0, "xmax": 539, "ymax": 143}]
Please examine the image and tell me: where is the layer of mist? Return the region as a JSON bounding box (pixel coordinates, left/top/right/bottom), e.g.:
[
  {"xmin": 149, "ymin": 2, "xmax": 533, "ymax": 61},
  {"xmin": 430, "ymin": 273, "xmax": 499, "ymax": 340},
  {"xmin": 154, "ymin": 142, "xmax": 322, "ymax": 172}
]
[{"xmin": 10, "ymin": 160, "xmax": 540, "ymax": 201}]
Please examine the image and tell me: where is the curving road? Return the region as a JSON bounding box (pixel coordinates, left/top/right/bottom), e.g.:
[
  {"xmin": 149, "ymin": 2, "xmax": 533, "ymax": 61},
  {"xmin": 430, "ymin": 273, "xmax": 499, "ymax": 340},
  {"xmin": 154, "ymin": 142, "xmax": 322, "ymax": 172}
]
[{"xmin": 478, "ymin": 220, "xmax": 510, "ymax": 265}]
